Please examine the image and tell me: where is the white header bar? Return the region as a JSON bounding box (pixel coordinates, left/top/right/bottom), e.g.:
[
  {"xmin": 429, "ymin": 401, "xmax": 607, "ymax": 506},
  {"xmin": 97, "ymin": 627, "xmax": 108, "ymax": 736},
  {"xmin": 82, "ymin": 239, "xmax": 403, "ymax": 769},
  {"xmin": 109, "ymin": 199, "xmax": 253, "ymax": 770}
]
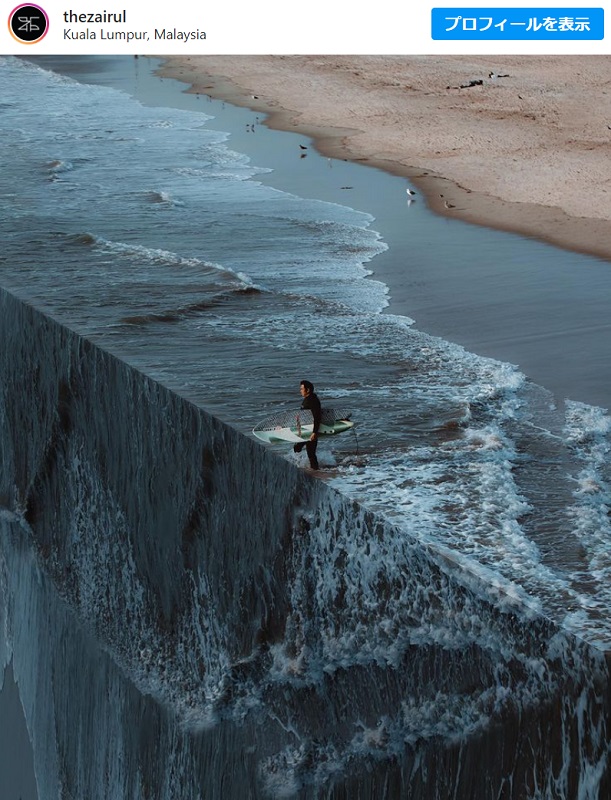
[{"xmin": 3, "ymin": 0, "xmax": 609, "ymax": 54}]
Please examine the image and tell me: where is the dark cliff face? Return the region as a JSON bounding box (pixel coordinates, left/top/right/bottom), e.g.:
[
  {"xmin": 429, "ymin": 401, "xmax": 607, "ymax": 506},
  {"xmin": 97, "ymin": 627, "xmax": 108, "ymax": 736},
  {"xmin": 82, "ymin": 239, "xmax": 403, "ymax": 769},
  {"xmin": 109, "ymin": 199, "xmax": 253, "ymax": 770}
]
[{"xmin": 1, "ymin": 286, "xmax": 610, "ymax": 799}]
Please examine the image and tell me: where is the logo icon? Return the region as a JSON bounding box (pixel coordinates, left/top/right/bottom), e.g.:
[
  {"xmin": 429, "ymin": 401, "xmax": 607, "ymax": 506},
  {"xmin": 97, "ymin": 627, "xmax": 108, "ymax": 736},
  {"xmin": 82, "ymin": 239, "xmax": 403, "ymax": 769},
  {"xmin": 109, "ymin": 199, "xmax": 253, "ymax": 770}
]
[{"xmin": 8, "ymin": 3, "xmax": 49, "ymax": 43}]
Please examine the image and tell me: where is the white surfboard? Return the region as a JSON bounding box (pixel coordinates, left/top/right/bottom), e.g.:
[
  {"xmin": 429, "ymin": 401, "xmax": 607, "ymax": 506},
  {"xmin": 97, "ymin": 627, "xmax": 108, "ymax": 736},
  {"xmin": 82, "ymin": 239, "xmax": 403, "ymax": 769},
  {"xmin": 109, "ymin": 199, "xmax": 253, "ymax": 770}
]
[{"xmin": 253, "ymin": 407, "xmax": 354, "ymax": 444}]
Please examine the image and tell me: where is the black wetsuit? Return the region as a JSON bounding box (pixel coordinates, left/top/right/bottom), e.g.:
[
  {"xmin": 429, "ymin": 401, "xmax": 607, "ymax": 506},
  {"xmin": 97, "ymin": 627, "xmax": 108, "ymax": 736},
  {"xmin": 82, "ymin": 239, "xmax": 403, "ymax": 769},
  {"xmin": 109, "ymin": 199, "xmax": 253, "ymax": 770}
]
[{"xmin": 295, "ymin": 391, "xmax": 322, "ymax": 469}]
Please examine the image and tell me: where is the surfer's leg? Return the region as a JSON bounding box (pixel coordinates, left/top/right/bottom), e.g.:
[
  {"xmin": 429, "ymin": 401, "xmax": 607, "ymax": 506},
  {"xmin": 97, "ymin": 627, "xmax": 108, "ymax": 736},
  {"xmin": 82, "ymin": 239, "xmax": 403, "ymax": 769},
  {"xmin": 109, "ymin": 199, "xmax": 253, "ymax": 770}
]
[{"xmin": 305, "ymin": 440, "xmax": 319, "ymax": 470}]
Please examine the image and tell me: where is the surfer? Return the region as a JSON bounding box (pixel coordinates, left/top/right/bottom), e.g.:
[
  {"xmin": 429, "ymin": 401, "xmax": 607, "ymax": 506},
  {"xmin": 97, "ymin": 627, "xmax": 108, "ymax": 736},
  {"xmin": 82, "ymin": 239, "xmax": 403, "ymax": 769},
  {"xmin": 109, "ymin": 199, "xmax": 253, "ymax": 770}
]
[{"xmin": 293, "ymin": 380, "xmax": 321, "ymax": 470}]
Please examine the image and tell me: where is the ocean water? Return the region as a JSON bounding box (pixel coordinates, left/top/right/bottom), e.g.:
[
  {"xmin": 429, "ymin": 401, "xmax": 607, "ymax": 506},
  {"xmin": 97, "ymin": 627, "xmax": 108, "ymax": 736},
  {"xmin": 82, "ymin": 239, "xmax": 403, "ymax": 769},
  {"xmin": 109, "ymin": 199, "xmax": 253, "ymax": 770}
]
[{"xmin": 1, "ymin": 55, "xmax": 611, "ymax": 798}]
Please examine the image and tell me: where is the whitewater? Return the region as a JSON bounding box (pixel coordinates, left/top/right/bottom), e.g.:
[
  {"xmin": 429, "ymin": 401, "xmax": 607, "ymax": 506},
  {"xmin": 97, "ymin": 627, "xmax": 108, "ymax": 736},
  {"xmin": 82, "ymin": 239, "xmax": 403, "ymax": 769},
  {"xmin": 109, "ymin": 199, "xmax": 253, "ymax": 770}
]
[{"xmin": 0, "ymin": 55, "xmax": 610, "ymax": 798}]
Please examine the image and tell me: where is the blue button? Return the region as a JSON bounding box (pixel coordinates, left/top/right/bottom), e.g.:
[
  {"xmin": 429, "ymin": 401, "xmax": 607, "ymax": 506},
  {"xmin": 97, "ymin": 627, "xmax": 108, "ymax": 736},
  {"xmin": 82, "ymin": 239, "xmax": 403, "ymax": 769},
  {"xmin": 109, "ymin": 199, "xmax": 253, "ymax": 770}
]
[{"xmin": 431, "ymin": 8, "xmax": 604, "ymax": 39}]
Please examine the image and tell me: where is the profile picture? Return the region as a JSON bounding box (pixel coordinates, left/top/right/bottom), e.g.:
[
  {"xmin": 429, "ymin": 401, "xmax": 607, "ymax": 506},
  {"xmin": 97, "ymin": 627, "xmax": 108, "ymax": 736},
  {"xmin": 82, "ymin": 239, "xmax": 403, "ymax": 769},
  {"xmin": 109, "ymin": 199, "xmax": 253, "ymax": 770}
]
[{"xmin": 8, "ymin": 3, "xmax": 49, "ymax": 43}]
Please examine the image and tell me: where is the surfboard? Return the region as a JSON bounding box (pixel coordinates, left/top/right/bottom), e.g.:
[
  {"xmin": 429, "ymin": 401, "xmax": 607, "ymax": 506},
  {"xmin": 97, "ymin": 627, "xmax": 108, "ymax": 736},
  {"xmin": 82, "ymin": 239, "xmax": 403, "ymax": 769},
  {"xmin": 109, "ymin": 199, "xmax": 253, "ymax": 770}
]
[{"xmin": 253, "ymin": 407, "xmax": 354, "ymax": 444}]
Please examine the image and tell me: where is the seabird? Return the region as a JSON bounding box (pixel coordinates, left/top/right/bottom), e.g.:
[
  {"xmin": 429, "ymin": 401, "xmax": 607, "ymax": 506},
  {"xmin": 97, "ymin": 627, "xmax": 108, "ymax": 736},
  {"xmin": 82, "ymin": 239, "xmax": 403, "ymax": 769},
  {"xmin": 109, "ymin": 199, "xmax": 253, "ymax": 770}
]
[
  {"xmin": 406, "ymin": 188, "xmax": 416, "ymax": 197},
  {"xmin": 444, "ymin": 200, "xmax": 456, "ymax": 210},
  {"xmin": 299, "ymin": 144, "xmax": 308, "ymax": 150}
]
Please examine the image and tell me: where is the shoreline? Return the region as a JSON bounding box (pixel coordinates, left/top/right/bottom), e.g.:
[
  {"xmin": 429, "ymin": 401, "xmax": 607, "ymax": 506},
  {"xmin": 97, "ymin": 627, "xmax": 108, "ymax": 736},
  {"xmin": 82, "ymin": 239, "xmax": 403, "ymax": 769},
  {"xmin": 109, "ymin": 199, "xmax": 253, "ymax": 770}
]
[{"xmin": 156, "ymin": 55, "xmax": 611, "ymax": 264}]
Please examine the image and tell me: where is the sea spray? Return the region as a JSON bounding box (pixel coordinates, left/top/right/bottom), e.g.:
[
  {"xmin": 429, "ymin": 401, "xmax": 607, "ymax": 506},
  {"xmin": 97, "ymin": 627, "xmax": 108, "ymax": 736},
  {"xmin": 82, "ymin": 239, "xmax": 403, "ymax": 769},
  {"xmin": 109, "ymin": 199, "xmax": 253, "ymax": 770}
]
[{"xmin": 1, "ymin": 287, "xmax": 611, "ymax": 797}]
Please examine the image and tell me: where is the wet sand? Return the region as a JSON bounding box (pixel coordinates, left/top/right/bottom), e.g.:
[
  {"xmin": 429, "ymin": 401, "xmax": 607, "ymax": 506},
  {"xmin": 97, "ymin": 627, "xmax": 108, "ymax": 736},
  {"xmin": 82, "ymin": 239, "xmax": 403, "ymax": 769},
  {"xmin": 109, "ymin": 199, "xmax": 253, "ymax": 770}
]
[
  {"xmin": 154, "ymin": 55, "xmax": 611, "ymax": 411},
  {"xmin": 157, "ymin": 56, "xmax": 611, "ymax": 263}
]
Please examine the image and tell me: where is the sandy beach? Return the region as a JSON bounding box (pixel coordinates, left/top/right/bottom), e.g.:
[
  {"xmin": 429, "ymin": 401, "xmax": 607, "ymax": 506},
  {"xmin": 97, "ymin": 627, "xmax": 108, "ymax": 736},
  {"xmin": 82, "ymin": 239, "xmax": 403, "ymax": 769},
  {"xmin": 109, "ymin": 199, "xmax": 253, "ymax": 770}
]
[
  {"xmin": 158, "ymin": 55, "xmax": 611, "ymax": 262},
  {"xmin": 3, "ymin": 56, "xmax": 611, "ymax": 799}
]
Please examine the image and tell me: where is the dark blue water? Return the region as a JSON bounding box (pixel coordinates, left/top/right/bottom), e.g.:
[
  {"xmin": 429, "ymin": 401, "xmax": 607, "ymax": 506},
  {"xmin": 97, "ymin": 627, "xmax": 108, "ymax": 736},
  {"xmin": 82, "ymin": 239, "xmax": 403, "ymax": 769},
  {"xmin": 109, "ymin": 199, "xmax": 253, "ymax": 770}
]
[{"xmin": 1, "ymin": 55, "xmax": 610, "ymax": 798}]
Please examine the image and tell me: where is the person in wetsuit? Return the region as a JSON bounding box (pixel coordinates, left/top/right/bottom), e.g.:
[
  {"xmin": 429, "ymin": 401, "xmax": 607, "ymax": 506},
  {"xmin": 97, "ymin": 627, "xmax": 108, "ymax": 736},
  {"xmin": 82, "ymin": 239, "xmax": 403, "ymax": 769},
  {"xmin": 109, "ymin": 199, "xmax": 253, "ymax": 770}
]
[{"xmin": 293, "ymin": 380, "xmax": 321, "ymax": 469}]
